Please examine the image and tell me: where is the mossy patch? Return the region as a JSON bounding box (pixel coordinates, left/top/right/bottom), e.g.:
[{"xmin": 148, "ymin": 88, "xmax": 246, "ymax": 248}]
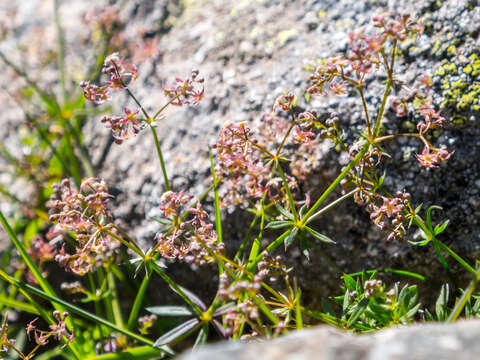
[{"xmin": 433, "ymin": 53, "xmax": 480, "ymax": 112}]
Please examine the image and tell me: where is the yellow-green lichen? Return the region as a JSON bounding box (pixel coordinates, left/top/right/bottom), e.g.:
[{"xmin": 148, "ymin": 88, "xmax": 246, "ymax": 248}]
[{"xmin": 434, "ymin": 53, "xmax": 480, "ymax": 113}]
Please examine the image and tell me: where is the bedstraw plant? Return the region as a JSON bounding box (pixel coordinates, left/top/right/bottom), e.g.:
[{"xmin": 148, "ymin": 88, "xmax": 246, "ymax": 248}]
[{"xmin": 1, "ymin": 8, "xmax": 480, "ymax": 360}]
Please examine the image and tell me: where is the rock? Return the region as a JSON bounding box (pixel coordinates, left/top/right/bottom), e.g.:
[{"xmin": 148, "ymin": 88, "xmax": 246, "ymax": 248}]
[{"xmin": 177, "ymin": 320, "xmax": 480, "ymax": 360}]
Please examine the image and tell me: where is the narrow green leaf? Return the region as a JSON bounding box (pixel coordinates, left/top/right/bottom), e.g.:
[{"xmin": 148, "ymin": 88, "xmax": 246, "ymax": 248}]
[
  {"xmin": 153, "ymin": 318, "xmax": 200, "ymax": 347},
  {"xmin": 343, "ymin": 274, "xmax": 356, "ymax": 291},
  {"xmin": 284, "ymin": 227, "xmax": 299, "ymax": 250},
  {"xmin": 275, "ymin": 203, "xmax": 295, "ymax": 220},
  {"xmin": 299, "ymin": 234, "xmax": 310, "ymax": 260},
  {"xmin": 434, "ymin": 220, "xmax": 450, "ymax": 236},
  {"xmin": 146, "ymin": 306, "xmax": 195, "ymax": 317},
  {"xmin": 436, "ymin": 284, "xmax": 450, "ymax": 320},
  {"xmin": 193, "ymin": 324, "xmax": 209, "ymax": 349},
  {"xmin": 85, "ymin": 346, "xmax": 165, "ymax": 360},
  {"xmin": 213, "ymin": 302, "xmax": 236, "ymax": 316},
  {"xmin": 266, "ymin": 220, "xmax": 293, "ymax": 230},
  {"xmin": 426, "ymin": 205, "xmax": 442, "ymax": 233},
  {"xmin": 347, "ymin": 298, "xmax": 369, "ymax": 327},
  {"xmin": 304, "ymin": 226, "xmax": 335, "ymax": 244}
]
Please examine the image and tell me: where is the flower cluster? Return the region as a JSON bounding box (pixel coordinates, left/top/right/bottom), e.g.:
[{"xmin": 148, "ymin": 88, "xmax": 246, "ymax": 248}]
[
  {"xmin": 138, "ymin": 314, "xmax": 157, "ymax": 335},
  {"xmin": 80, "ymin": 53, "xmax": 146, "ymax": 143},
  {"xmin": 46, "ymin": 178, "xmax": 119, "ymax": 275},
  {"xmin": 156, "ymin": 191, "xmax": 223, "ymax": 265},
  {"xmin": 218, "ymin": 273, "xmax": 262, "ymax": 302},
  {"xmin": 257, "ymin": 252, "xmax": 289, "ymax": 283},
  {"xmin": 27, "ymin": 311, "xmax": 74, "ymax": 347},
  {"xmin": 365, "ymin": 192, "xmax": 411, "ymax": 242},
  {"xmin": 390, "ymin": 81, "xmax": 453, "ymax": 168},
  {"xmin": 80, "ymin": 53, "xmax": 137, "ymax": 103},
  {"xmin": 102, "ymin": 52, "xmax": 138, "ymax": 90},
  {"xmin": 372, "ymin": 12, "xmax": 422, "ymax": 41},
  {"xmin": 364, "ymin": 279, "xmax": 384, "ymax": 299},
  {"xmin": 274, "ymin": 92, "xmax": 295, "ymax": 111},
  {"xmin": 308, "ymin": 13, "xmax": 421, "ymax": 96},
  {"xmin": 27, "ymin": 236, "xmax": 56, "ymax": 264},
  {"xmin": 162, "ymin": 69, "xmax": 204, "ymax": 106},
  {"xmin": 213, "ymin": 122, "xmax": 271, "ymax": 207},
  {"xmin": 101, "ymin": 107, "xmax": 142, "ymax": 144}
]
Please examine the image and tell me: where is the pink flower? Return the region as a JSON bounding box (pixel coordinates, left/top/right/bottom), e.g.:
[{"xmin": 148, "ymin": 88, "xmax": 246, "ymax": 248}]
[
  {"xmin": 101, "ymin": 107, "xmax": 142, "ymax": 144},
  {"xmin": 274, "ymin": 92, "xmax": 295, "ymax": 111},
  {"xmin": 416, "ymin": 146, "xmax": 453, "ymax": 168},
  {"xmin": 102, "ymin": 53, "xmax": 138, "ymax": 90},
  {"xmin": 162, "ymin": 69, "xmax": 204, "ymax": 106},
  {"xmin": 80, "ymin": 81, "xmax": 111, "ymax": 104}
]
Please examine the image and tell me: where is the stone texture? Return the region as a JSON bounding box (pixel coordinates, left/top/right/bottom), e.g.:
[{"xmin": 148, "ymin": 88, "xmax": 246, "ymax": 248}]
[{"xmin": 177, "ymin": 320, "xmax": 480, "ymax": 360}]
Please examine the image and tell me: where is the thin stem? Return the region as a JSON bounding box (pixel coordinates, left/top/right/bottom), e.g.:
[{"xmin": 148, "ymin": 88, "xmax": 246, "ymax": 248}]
[
  {"xmin": 374, "ymin": 133, "xmax": 422, "ymax": 143},
  {"xmin": 447, "ymin": 267, "xmax": 480, "ymax": 322},
  {"xmin": 304, "ymin": 188, "xmax": 360, "ymax": 225},
  {"xmin": 104, "ymin": 229, "xmax": 144, "ymax": 259},
  {"xmin": 54, "ymin": 0, "xmax": 66, "ymax": 102},
  {"xmin": 124, "ymin": 87, "xmax": 151, "ymax": 120},
  {"xmin": 435, "ymin": 240, "xmax": 476, "ymax": 276},
  {"xmin": 149, "ymin": 261, "xmax": 204, "ymax": 316},
  {"xmin": 301, "ymin": 145, "xmax": 369, "ymax": 226},
  {"xmin": 149, "ymin": 125, "xmax": 170, "ymax": 191},
  {"xmin": 152, "ymin": 94, "xmax": 182, "ymax": 120},
  {"xmin": 127, "ymin": 268, "xmax": 151, "ymax": 330},
  {"xmin": 107, "ymin": 268, "xmax": 125, "ymax": 328},
  {"xmin": 357, "ymin": 86, "xmax": 372, "ymax": 138},
  {"xmin": 275, "ymin": 112, "xmax": 296, "ymax": 157},
  {"xmin": 390, "ymin": 40, "xmax": 397, "ymax": 78},
  {"xmin": 210, "ymin": 152, "xmax": 223, "ymax": 274},
  {"xmin": 247, "ymin": 200, "xmax": 265, "ymax": 266},
  {"xmin": 122, "ymin": 82, "xmax": 171, "ymax": 191},
  {"xmin": 373, "ymin": 82, "xmax": 392, "ymax": 137},
  {"xmin": 277, "ymin": 164, "xmax": 298, "ymax": 221}
]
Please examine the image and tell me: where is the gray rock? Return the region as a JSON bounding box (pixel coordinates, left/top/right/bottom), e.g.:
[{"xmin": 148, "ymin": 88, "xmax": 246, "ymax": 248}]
[{"xmin": 177, "ymin": 320, "xmax": 480, "ymax": 360}]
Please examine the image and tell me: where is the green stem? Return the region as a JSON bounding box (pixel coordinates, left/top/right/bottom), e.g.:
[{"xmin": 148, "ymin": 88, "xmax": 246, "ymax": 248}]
[
  {"xmin": 447, "ymin": 267, "xmax": 480, "ymax": 322},
  {"xmin": 247, "ymin": 200, "xmax": 265, "ymax": 266},
  {"xmin": 107, "ymin": 268, "xmax": 125, "ymax": 328},
  {"xmin": 152, "ymin": 94, "xmax": 182, "ymax": 121},
  {"xmin": 277, "ymin": 164, "xmax": 298, "ymax": 221},
  {"xmin": 210, "ymin": 152, "xmax": 223, "ymax": 274},
  {"xmin": 301, "ymin": 146, "xmax": 368, "ymax": 226},
  {"xmin": 150, "ymin": 125, "xmax": 170, "ymax": 191},
  {"xmin": 149, "ymin": 261, "xmax": 204, "ymax": 316},
  {"xmin": 54, "ymin": 0, "xmax": 67, "ymax": 102},
  {"xmin": 0, "ymin": 270, "xmax": 81, "ymax": 359},
  {"xmin": 435, "ymin": 240, "xmax": 476, "ymax": 276},
  {"xmin": 357, "ymin": 86, "xmax": 372, "ymax": 138},
  {"xmin": 104, "ymin": 229, "xmax": 144, "ymax": 258},
  {"xmin": 85, "ymin": 346, "xmax": 164, "ymax": 360},
  {"xmin": 127, "ymin": 269, "xmax": 151, "ymax": 330},
  {"xmin": 247, "ymin": 229, "xmax": 291, "ymax": 271},
  {"xmin": 1, "ymin": 273, "xmax": 173, "ymax": 355},
  {"xmin": 304, "ymin": 188, "xmax": 359, "ymax": 225},
  {"xmin": 373, "ymin": 81, "xmax": 392, "ymax": 137}
]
